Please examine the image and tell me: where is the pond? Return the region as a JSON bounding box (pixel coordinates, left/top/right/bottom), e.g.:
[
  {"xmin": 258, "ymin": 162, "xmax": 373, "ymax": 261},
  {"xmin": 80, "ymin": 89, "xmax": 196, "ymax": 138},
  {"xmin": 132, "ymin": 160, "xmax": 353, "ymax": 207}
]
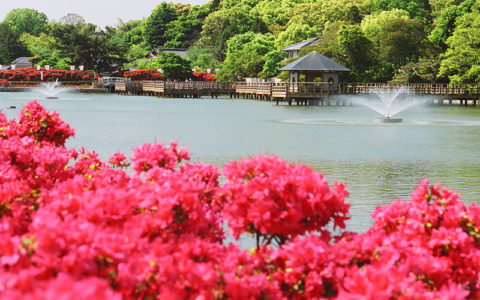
[{"xmin": 2, "ymin": 90, "xmax": 480, "ymax": 234}]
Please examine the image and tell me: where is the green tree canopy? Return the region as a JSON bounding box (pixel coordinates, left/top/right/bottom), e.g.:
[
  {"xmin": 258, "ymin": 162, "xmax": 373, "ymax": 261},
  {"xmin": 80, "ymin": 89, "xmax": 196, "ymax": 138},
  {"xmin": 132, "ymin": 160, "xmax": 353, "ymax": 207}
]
[
  {"xmin": 2, "ymin": 8, "xmax": 48, "ymax": 36},
  {"xmin": 260, "ymin": 49, "xmax": 286, "ymax": 79},
  {"xmin": 106, "ymin": 20, "xmax": 149, "ymax": 65},
  {"xmin": 218, "ymin": 32, "xmax": 275, "ymax": 80},
  {"xmin": 391, "ymin": 58, "xmax": 442, "ymax": 83},
  {"xmin": 143, "ymin": 2, "xmax": 178, "ymax": 48},
  {"xmin": 372, "ymin": 0, "xmax": 432, "ymax": 23},
  {"xmin": 360, "ymin": 9, "xmax": 410, "ymax": 38},
  {"xmin": 197, "ymin": 3, "xmax": 267, "ymax": 60},
  {"xmin": 20, "ymin": 33, "xmax": 70, "ymax": 69},
  {"xmin": 59, "ymin": 13, "xmax": 86, "ymax": 26},
  {"xmin": 163, "ymin": 4, "xmax": 210, "ymax": 48},
  {"xmin": 0, "ymin": 23, "xmax": 29, "ymax": 65},
  {"xmin": 144, "ymin": 52, "xmax": 193, "ymax": 80},
  {"xmin": 186, "ymin": 46, "xmax": 221, "ymax": 72},
  {"xmin": 51, "ymin": 22, "xmax": 127, "ymax": 72},
  {"xmin": 439, "ymin": 9, "xmax": 480, "ymax": 83},
  {"xmin": 338, "ymin": 25, "xmax": 377, "ymax": 82},
  {"xmin": 378, "ymin": 18, "xmax": 427, "ymax": 68},
  {"xmin": 429, "ymin": 0, "xmax": 477, "ymax": 49}
]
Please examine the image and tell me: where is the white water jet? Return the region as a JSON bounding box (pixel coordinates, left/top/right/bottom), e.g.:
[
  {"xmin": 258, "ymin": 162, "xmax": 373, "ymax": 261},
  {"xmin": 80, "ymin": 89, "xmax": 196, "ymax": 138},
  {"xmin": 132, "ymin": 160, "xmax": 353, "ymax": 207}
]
[
  {"xmin": 38, "ymin": 79, "xmax": 67, "ymax": 99},
  {"xmin": 353, "ymin": 87, "xmax": 422, "ymax": 123}
]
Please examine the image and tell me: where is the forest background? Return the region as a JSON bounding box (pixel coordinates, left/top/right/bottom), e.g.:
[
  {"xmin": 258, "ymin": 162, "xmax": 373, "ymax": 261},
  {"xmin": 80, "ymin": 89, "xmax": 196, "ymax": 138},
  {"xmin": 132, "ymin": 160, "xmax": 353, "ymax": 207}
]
[{"xmin": 0, "ymin": 0, "xmax": 478, "ymax": 84}]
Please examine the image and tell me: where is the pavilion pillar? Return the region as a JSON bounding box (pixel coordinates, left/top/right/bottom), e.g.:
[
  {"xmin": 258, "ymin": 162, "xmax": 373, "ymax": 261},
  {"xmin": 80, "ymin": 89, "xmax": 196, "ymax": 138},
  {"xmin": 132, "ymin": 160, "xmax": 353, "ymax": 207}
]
[{"xmin": 289, "ymin": 72, "xmax": 298, "ymax": 93}]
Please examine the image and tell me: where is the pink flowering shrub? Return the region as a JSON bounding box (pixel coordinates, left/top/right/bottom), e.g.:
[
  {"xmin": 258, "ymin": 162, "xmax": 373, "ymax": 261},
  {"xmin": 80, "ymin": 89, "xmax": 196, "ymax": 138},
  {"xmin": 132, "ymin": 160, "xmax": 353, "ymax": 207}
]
[
  {"xmin": 16, "ymin": 100, "xmax": 75, "ymax": 146},
  {"xmin": 220, "ymin": 155, "xmax": 350, "ymax": 245},
  {"xmin": 131, "ymin": 141, "xmax": 189, "ymax": 173},
  {"xmin": 1, "ymin": 101, "xmax": 480, "ymax": 299}
]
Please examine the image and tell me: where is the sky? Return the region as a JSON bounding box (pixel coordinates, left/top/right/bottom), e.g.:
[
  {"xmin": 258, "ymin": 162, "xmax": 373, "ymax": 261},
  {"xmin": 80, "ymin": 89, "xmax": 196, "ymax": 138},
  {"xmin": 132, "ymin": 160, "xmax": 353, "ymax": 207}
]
[{"xmin": 0, "ymin": 0, "xmax": 209, "ymax": 28}]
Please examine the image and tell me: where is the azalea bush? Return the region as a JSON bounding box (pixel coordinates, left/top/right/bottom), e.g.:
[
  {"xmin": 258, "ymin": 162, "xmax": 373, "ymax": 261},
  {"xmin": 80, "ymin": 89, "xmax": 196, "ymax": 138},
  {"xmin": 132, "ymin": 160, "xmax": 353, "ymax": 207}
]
[
  {"xmin": 0, "ymin": 101, "xmax": 479, "ymax": 299},
  {"xmin": 192, "ymin": 71, "xmax": 217, "ymax": 82},
  {"xmin": 0, "ymin": 68, "xmax": 95, "ymax": 82},
  {"xmin": 123, "ymin": 69, "xmax": 164, "ymax": 81},
  {"xmin": 123, "ymin": 69, "xmax": 217, "ymax": 81}
]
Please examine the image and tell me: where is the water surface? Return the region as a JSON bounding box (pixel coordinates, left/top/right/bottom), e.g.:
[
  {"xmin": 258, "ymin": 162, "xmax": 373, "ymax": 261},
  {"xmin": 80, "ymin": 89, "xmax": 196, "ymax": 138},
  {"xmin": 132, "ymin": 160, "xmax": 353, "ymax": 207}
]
[{"xmin": 2, "ymin": 91, "xmax": 480, "ymax": 234}]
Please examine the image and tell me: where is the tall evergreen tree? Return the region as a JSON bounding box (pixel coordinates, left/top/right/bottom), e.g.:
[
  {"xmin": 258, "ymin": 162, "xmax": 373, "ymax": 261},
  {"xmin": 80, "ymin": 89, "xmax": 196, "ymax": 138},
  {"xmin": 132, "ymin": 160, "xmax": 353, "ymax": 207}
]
[
  {"xmin": 143, "ymin": 2, "xmax": 178, "ymax": 48},
  {"xmin": 0, "ymin": 23, "xmax": 30, "ymax": 65}
]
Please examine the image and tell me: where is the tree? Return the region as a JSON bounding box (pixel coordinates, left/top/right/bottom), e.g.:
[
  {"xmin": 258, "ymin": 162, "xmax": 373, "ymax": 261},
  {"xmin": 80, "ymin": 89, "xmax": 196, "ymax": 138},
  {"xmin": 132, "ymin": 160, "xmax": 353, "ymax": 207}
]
[
  {"xmin": 0, "ymin": 23, "xmax": 29, "ymax": 65},
  {"xmin": 429, "ymin": 0, "xmax": 477, "ymax": 49},
  {"xmin": 439, "ymin": 10, "xmax": 480, "ymax": 83},
  {"xmin": 218, "ymin": 32, "xmax": 275, "ymax": 80},
  {"xmin": 51, "ymin": 23, "xmax": 127, "ymax": 72},
  {"xmin": 144, "ymin": 52, "xmax": 193, "ymax": 80},
  {"xmin": 59, "ymin": 13, "xmax": 86, "ymax": 26},
  {"xmin": 143, "ymin": 2, "xmax": 178, "ymax": 48},
  {"xmin": 260, "ymin": 50, "xmax": 286, "ymax": 78},
  {"xmin": 299, "ymin": 22, "xmax": 344, "ymax": 62},
  {"xmin": 378, "ymin": 18, "xmax": 427, "ymax": 69},
  {"xmin": 20, "ymin": 33, "xmax": 71, "ymax": 69},
  {"xmin": 163, "ymin": 5, "xmax": 210, "ymax": 48},
  {"xmin": 2, "ymin": 8, "xmax": 48, "ymax": 36},
  {"xmin": 275, "ymin": 22, "xmax": 321, "ymax": 49},
  {"xmin": 197, "ymin": 4, "xmax": 267, "ymax": 60},
  {"xmin": 186, "ymin": 46, "xmax": 221, "ymax": 72},
  {"xmin": 391, "ymin": 58, "xmax": 442, "ymax": 83},
  {"xmin": 252, "ymin": 0, "xmax": 302, "ymax": 29},
  {"xmin": 317, "ymin": 0, "xmax": 371, "ymax": 24},
  {"xmin": 338, "ymin": 25, "xmax": 377, "ymax": 82},
  {"xmin": 360, "ymin": 9, "xmax": 410, "ymax": 38},
  {"xmin": 106, "ymin": 20, "xmax": 149, "ymax": 65},
  {"xmin": 372, "ymin": 0, "xmax": 432, "ymax": 23}
]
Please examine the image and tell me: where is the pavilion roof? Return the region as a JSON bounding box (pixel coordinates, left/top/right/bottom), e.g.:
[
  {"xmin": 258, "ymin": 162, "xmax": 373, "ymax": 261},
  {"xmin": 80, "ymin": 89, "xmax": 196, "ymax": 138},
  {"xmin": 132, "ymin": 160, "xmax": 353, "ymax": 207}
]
[{"xmin": 279, "ymin": 51, "xmax": 350, "ymax": 72}]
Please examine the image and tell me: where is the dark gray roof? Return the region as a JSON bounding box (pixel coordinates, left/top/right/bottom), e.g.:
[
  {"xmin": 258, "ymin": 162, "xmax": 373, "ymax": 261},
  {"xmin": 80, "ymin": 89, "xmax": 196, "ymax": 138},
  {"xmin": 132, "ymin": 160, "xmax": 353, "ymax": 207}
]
[
  {"xmin": 282, "ymin": 37, "xmax": 320, "ymax": 51},
  {"xmin": 279, "ymin": 51, "xmax": 350, "ymax": 72},
  {"xmin": 11, "ymin": 57, "xmax": 33, "ymax": 66},
  {"xmin": 161, "ymin": 49, "xmax": 188, "ymax": 58},
  {"xmin": 145, "ymin": 48, "xmax": 188, "ymax": 59}
]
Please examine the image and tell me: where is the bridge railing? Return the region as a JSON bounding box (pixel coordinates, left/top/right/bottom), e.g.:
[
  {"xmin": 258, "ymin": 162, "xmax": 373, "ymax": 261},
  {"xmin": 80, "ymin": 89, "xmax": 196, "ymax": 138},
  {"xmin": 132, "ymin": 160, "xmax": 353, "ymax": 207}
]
[
  {"xmin": 237, "ymin": 82, "xmax": 338, "ymax": 96},
  {"xmin": 116, "ymin": 81, "xmax": 480, "ymax": 97},
  {"xmin": 142, "ymin": 81, "xmax": 164, "ymax": 93},
  {"xmin": 342, "ymin": 83, "xmax": 480, "ymax": 95},
  {"xmin": 162, "ymin": 81, "xmax": 233, "ymax": 91}
]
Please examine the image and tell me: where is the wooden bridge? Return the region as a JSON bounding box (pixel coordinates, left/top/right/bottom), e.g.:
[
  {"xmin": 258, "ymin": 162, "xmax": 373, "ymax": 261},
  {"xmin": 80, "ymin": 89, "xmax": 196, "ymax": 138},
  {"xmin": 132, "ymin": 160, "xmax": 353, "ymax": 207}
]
[
  {"xmin": 234, "ymin": 82, "xmax": 480, "ymax": 106},
  {"xmin": 114, "ymin": 81, "xmax": 480, "ymax": 106},
  {"xmin": 115, "ymin": 81, "xmax": 234, "ymax": 98}
]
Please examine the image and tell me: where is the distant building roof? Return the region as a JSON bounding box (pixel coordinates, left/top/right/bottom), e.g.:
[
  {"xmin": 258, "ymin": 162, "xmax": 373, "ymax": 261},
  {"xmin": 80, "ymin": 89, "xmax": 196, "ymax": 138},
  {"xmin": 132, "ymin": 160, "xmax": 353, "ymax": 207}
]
[
  {"xmin": 10, "ymin": 57, "xmax": 33, "ymax": 68},
  {"xmin": 161, "ymin": 48, "xmax": 187, "ymax": 58},
  {"xmin": 145, "ymin": 48, "xmax": 188, "ymax": 59},
  {"xmin": 282, "ymin": 37, "xmax": 321, "ymax": 51},
  {"xmin": 279, "ymin": 51, "xmax": 350, "ymax": 72}
]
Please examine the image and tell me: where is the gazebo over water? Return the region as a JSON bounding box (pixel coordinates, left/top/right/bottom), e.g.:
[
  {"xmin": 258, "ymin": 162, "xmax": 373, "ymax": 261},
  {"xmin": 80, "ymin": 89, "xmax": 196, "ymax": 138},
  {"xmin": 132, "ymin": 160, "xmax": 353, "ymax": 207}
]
[{"xmin": 279, "ymin": 51, "xmax": 350, "ymax": 91}]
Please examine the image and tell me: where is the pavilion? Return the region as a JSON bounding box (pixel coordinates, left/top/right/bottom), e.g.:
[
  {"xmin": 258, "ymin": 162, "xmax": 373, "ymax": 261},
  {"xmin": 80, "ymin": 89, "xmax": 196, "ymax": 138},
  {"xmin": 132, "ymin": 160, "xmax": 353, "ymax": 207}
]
[{"xmin": 279, "ymin": 51, "xmax": 350, "ymax": 91}]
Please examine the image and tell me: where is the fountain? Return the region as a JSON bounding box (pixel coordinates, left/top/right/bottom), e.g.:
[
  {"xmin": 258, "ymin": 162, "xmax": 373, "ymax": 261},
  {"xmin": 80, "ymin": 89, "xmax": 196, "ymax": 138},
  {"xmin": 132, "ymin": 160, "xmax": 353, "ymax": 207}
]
[
  {"xmin": 39, "ymin": 79, "xmax": 63, "ymax": 99},
  {"xmin": 354, "ymin": 87, "xmax": 420, "ymax": 123}
]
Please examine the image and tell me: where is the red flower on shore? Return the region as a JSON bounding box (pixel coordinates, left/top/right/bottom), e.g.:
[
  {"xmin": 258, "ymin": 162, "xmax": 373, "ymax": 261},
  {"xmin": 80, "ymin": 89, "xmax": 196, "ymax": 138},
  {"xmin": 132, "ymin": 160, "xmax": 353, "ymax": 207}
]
[{"xmin": 0, "ymin": 68, "xmax": 95, "ymax": 82}]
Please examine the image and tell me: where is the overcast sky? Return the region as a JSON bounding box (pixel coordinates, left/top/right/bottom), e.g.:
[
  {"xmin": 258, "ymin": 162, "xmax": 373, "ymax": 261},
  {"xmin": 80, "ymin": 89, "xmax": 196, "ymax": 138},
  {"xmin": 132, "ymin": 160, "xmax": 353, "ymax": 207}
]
[{"xmin": 0, "ymin": 0, "xmax": 209, "ymax": 28}]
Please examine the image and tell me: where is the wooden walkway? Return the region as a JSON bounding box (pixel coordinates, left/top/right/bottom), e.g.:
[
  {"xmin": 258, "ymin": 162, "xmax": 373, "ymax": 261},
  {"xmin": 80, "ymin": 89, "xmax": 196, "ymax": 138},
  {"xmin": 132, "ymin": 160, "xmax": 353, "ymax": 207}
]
[
  {"xmin": 235, "ymin": 82, "xmax": 480, "ymax": 106},
  {"xmin": 115, "ymin": 81, "xmax": 234, "ymax": 98},
  {"xmin": 114, "ymin": 81, "xmax": 480, "ymax": 106}
]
